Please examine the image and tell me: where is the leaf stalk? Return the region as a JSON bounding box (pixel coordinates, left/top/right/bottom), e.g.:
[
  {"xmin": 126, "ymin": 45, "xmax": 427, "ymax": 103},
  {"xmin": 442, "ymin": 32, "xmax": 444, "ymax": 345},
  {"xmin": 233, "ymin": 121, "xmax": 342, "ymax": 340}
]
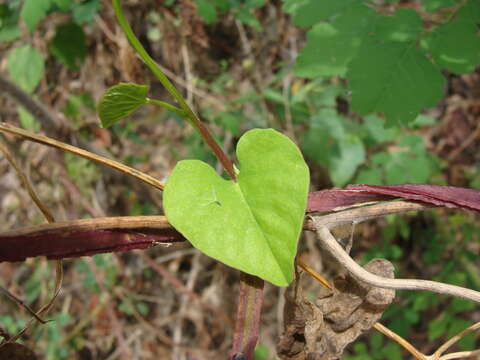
[{"xmin": 111, "ymin": 0, "xmax": 236, "ymax": 180}]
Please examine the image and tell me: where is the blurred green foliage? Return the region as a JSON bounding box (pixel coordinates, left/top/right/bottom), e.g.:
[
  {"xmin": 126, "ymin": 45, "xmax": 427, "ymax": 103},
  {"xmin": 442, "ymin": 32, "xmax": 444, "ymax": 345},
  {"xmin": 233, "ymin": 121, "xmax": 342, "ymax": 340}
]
[{"xmin": 283, "ymin": 0, "xmax": 480, "ymax": 126}]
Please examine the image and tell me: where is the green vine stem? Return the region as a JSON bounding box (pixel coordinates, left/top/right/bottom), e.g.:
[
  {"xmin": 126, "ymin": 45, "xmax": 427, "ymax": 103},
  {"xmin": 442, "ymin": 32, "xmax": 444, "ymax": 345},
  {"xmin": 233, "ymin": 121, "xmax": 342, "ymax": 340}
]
[
  {"xmin": 145, "ymin": 98, "xmax": 185, "ymax": 117},
  {"xmin": 112, "ymin": 0, "xmax": 236, "ymax": 180}
]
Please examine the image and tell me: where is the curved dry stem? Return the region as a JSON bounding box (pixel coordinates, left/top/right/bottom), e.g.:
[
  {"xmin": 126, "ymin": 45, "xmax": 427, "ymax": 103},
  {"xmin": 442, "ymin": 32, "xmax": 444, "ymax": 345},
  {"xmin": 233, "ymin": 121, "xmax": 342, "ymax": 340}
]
[
  {"xmin": 434, "ymin": 321, "xmax": 480, "ymax": 358},
  {"xmin": 0, "ymin": 122, "xmax": 164, "ymax": 191},
  {"xmin": 0, "ymin": 138, "xmax": 63, "ymax": 344},
  {"xmin": 316, "ymin": 226, "xmax": 480, "ymax": 303},
  {"xmin": 373, "ymin": 322, "xmax": 425, "ymax": 360},
  {"xmin": 438, "ymin": 349, "xmax": 480, "ymax": 360},
  {"xmin": 0, "ymin": 137, "xmax": 54, "ymax": 222}
]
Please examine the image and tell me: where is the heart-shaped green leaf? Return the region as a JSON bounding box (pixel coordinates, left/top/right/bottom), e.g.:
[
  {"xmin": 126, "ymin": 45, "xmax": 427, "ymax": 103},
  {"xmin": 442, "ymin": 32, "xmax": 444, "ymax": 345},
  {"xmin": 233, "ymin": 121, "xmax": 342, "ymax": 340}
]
[
  {"xmin": 163, "ymin": 129, "xmax": 309, "ymax": 286},
  {"xmin": 98, "ymin": 83, "xmax": 149, "ymax": 128}
]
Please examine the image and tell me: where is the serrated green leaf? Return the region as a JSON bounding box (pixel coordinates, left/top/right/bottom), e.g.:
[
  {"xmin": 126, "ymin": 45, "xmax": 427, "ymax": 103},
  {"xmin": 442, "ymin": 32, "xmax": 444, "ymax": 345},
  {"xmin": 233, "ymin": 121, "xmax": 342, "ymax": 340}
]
[
  {"xmin": 7, "ymin": 44, "xmax": 45, "ymax": 93},
  {"xmin": 49, "ymin": 22, "xmax": 86, "ymax": 70},
  {"xmin": 421, "ymin": 0, "xmax": 456, "ymax": 12},
  {"xmin": 20, "ymin": 0, "xmax": 51, "ymax": 31},
  {"xmin": 98, "ymin": 83, "xmax": 149, "ymax": 128},
  {"xmin": 423, "ymin": 18, "xmax": 480, "ymax": 74},
  {"xmin": 294, "ymin": 3, "xmax": 377, "ymax": 77},
  {"xmin": 347, "ymin": 39, "xmax": 445, "ymax": 126},
  {"xmin": 164, "ymin": 129, "xmax": 309, "ymax": 286},
  {"xmin": 290, "ymin": 0, "xmax": 359, "ymax": 28},
  {"xmin": 373, "ymin": 8, "xmax": 423, "ymax": 42}
]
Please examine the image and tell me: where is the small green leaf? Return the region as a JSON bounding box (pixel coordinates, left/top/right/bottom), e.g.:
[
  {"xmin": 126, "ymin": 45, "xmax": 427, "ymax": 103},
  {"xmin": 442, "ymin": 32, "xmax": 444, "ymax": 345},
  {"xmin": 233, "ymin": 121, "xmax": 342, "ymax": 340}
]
[
  {"xmin": 194, "ymin": 0, "xmax": 217, "ymax": 24},
  {"xmin": 49, "ymin": 22, "xmax": 86, "ymax": 69},
  {"xmin": 164, "ymin": 129, "xmax": 309, "ymax": 286},
  {"xmin": 18, "ymin": 106, "xmax": 40, "ymax": 132},
  {"xmin": 7, "ymin": 44, "xmax": 45, "ymax": 93},
  {"xmin": 20, "ymin": 0, "xmax": 51, "ymax": 31},
  {"xmin": 73, "ymin": 0, "xmax": 101, "ymax": 25},
  {"xmin": 53, "ymin": 0, "xmax": 74, "ymax": 11},
  {"xmin": 363, "ymin": 114, "xmax": 398, "ymax": 143},
  {"xmin": 329, "ymin": 135, "xmax": 365, "ymax": 186},
  {"xmin": 98, "ymin": 83, "xmax": 149, "ymax": 128},
  {"xmin": 0, "ymin": 5, "xmax": 20, "ymax": 42}
]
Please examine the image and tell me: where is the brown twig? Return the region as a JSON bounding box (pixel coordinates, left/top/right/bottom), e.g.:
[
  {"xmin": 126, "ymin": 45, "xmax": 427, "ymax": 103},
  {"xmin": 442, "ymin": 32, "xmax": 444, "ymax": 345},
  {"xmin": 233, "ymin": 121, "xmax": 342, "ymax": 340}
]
[
  {"xmin": 0, "ymin": 137, "xmax": 63, "ymax": 343},
  {"xmin": 0, "ymin": 122, "xmax": 165, "ymax": 191},
  {"xmin": 0, "ymin": 138, "xmax": 55, "ymax": 222},
  {"xmin": 314, "ymin": 225, "xmax": 480, "ymax": 303}
]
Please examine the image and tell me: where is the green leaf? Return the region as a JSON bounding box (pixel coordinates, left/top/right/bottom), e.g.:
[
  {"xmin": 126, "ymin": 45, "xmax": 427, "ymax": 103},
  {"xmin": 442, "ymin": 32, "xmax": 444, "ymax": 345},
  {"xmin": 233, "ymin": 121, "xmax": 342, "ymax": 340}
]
[
  {"xmin": 7, "ymin": 44, "xmax": 45, "ymax": 93},
  {"xmin": 373, "ymin": 9, "xmax": 423, "ymax": 43},
  {"xmin": 303, "ymin": 110, "xmax": 364, "ymax": 186},
  {"xmin": 49, "ymin": 22, "xmax": 86, "ymax": 70},
  {"xmin": 53, "ymin": 0, "xmax": 74, "ymax": 11},
  {"xmin": 329, "ymin": 135, "xmax": 365, "ymax": 186},
  {"xmin": 73, "ymin": 0, "xmax": 101, "ymax": 25},
  {"xmin": 0, "ymin": 23, "xmax": 20, "ymax": 42},
  {"xmin": 97, "ymin": 83, "xmax": 149, "ymax": 128},
  {"xmin": 164, "ymin": 129, "xmax": 309, "ymax": 286},
  {"xmin": 290, "ymin": 0, "xmax": 359, "ymax": 28},
  {"xmin": 282, "ymin": 0, "xmax": 309, "ymax": 15},
  {"xmin": 20, "ymin": 0, "xmax": 51, "ymax": 31},
  {"xmin": 363, "ymin": 114, "xmax": 398, "ymax": 143},
  {"xmin": 355, "ymin": 167, "xmax": 382, "ymax": 185},
  {"xmin": 423, "ymin": 12, "xmax": 480, "ymax": 74},
  {"xmin": 194, "ymin": 0, "xmax": 217, "ymax": 24},
  {"xmin": 254, "ymin": 345, "xmax": 269, "ymax": 360},
  {"xmin": 0, "ymin": 5, "xmax": 20, "ymax": 42},
  {"xmin": 347, "ymin": 39, "xmax": 445, "ymax": 126},
  {"xmin": 18, "ymin": 106, "xmax": 40, "ymax": 132},
  {"xmin": 302, "ymin": 109, "xmax": 344, "ymax": 166}
]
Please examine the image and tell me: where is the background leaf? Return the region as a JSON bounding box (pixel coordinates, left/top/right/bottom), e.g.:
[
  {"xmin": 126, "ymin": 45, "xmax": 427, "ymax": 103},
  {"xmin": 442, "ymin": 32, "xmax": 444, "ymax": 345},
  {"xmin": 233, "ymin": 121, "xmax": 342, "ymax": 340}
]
[
  {"xmin": 49, "ymin": 22, "xmax": 86, "ymax": 69},
  {"xmin": 294, "ymin": 3, "xmax": 378, "ymax": 77},
  {"xmin": 347, "ymin": 39, "xmax": 445, "ymax": 126},
  {"xmin": 422, "ymin": 1, "xmax": 480, "ymax": 74},
  {"xmin": 7, "ymin": 44, "xmax": 45, "ymax": 93},
  {"xmin": 72, "ymin": 0, "xmax": 101, "ymax": 25},
  {"xmin": 20, "ymin": 0, "xmax": 51, "ymax": 31}
]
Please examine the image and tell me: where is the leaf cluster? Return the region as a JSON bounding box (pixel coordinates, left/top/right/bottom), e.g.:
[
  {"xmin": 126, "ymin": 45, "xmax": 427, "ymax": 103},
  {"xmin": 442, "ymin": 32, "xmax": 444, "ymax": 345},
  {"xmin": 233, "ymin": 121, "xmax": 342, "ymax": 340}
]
[
  {"xmin": 2, "ymin": 0, "xmax": 100, "ymax": 129},
  {"xmin": 192, "ymin": 0, "xmax": 266, "ymax": 30},
  {"xmin": 285, "ymin": 0, "xmax": 480, "ymax": 126}
]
